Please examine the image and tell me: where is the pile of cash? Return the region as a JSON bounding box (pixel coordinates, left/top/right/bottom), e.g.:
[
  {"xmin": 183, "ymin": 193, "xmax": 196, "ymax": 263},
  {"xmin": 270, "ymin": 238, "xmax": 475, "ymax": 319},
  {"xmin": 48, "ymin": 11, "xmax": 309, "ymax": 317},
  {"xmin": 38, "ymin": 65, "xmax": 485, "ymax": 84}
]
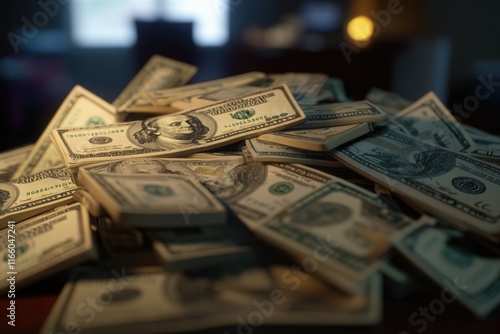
[{"xmin": 1, "ymin": 55, "xmax": 500, "ymax": 333}]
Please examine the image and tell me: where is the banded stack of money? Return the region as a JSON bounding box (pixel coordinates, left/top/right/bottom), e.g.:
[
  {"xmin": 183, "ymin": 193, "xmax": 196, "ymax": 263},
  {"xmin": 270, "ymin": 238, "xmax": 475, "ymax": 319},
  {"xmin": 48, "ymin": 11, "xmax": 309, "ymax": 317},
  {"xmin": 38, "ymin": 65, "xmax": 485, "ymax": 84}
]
[
  {"xmin": 250, "ymin": 177, "xmax": 416, "ymax": 293},
  {"xmin": 393, "ymin": 91, "xmax": 477, "ymax": 153},
  {"xmin": 293, "ymin": 101, "xmax": 386, "ymax": 129},
  {"xmin": 0, "ymin": 144, "xmax": 33, "ymax": 181},
  {"xmin": 393, "ymin": 221, "xmax": 500, "ymax": 318},
  {"xmin": 148, "ymin": 222, "xmax": 255, "ymax": 271},
  {"xmin": 204, "ymin": 163, "xmax": 336, "ymax": 226},
  {"xmin": 113, "ymin": 54, "xmax": 198, "ymax": 111},
  {"xmin": 332, "ymin": 126, "xmax": 500, "ymax": 239},
  {"xmin": 41, "ymin": 262, "xmax": 382, "ymax": 334},
  {"xmin": 271, "ymin": 72, "xmax": 328, "ymax": 105},
  {"xmin": 78, "ymin": 170, "xmax": 227, "ymax": 228},
  {"xmin": 50, "ymin": 85, "xmax": 306, "ymax": 168},
  {"xmin": 119, "ymin": 71, "xmax": 266, "ymax": 117},
  {"xmin": 0, "ymin": 203, "xmax": 96, "ymax": 293},
  {"xmin": 258, "ymin": 123, "xmax": 373, "ymax": 152},
  {"xmin": 13, "ymin": 85, "xmax": 117, "ymax": 178},
  {"xmin": 79, "ymin": 155, "xmax": 246, "ymax": 182},
  {"xmin": 0, "ymin": 168, "xmax": 78, "ymax": 227},
  {"xmin": 244, "ymin": 138, "xmax": 344, "ymax": 167},
  {"xmin": 173, "ymin": 84, "xmax": 262, "ymax": 110}
]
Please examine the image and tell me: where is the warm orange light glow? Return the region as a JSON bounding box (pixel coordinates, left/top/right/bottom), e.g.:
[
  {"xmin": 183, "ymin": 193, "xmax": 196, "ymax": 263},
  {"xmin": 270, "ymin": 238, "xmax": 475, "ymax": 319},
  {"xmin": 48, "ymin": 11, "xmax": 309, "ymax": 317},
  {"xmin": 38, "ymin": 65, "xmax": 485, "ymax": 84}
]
[{"xmin": 347, "ymin": 16, "xmax": 374, "ymax": 42}]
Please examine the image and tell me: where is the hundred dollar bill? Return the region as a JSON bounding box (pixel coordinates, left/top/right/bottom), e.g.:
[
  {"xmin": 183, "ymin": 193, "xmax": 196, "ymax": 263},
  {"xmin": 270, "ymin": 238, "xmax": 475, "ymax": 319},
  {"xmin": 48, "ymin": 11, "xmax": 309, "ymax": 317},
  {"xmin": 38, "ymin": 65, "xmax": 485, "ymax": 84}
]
[
  {"xmin": 50, "ymin": 85, "xmax": 306, "ymax": 168},
  {"xmin": 79, "ymin": 156, "xmax": 245, "ymax": 183},
  {"xmin": 272, "ymin": 72, "xmax": 328, "ymax": 105},
  {"xmin": 245, "ymin": 138, "xmax": 343, "ymax": 167},
  {"xmin": 41, "ymin": 262, "xmax": 380, "ymax": 334},
  {"xmin": 258, "ymin": 123, "xmax": 373, "ymax": 152},
  {"xmin": 366, "ymin": 87, "xmax": 412, "ymax": 115},
  {"xmin": 332, "ymin": 126, "xmax": 500, "ymax": 236},
  {"xmin": 13, "ymin": 86, "xmax": 117, "ymax": 178},
  {"xmin": 148, "ymin": 221, "xmax": 255, "ymax": 271},
  {"xmin": 0, "ymin": 168, "xmax": 78, "ymax": 229},
  {"xmin": 293, "ymin": 101, "xmax": 386, "ymax": 129},
  {"xmin": 78, "ymin": 171, "xmax": 227, "ymax": 228},
  {"xmin": 204, "ymin": 163, "xmax": 333, "ymax": 225},
  {"xmin": 185, "ymin": 85, "xmax": 262, "ymax": 108},
  {"xmin": 463, "ymin": 124, "xmax": 500, "ymax": 163},
  {"xmin": 0, "ymin": 203, "xmax": 95, "ymax": 293},
  {"xmin": 252, "ymin": 178, "xmax": 414, "ymax": 288},
  {"xmin": 122, "ymin": 71, "xmax": 266, "ymax": 114},
  {"xmin": 0, "ymin": 144, "xmax": 33, "ymax": 181},
  {"xmin": 393, "ymin": 222, "xmax": 500, "ymax": 318},
  {"xmin": 393, "ymin": 91, "xmax": 477, "ymax": 152},
  {"xmin": 113, "ymin": 54, "xmax": 197, "ymax": 110}
]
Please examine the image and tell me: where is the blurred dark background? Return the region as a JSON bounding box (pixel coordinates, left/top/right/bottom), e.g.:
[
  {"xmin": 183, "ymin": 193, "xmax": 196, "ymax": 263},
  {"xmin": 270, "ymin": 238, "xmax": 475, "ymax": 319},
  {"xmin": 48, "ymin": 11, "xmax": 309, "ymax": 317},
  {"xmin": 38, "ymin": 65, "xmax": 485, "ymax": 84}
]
[{"xmin": 1, "ymin": 0, "xmax": 499, "ymax": 151}]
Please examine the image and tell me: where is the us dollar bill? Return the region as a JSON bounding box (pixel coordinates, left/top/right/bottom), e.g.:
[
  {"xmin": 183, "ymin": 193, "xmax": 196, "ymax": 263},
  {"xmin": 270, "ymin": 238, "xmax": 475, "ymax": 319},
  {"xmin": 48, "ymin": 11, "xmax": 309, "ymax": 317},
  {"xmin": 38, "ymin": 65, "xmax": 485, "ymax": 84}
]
[
  {"xmin": 122, "ymin": 71, "xmax": 266, "ymax": 115},
  {"xmin": 272, "ymin": 72, "xmax": 328, "ymax": 105},
  {"xmin": 366, "ymin": 87, "xmax": 412, "ymax": 115},
  {"xmin": 79, "ymin": 156, "xmax": 245, "ymax": 184},
  {"xmin": 50, "ymin": 85, "xmax": 306, "ymax": 168},
  {"xmin": 78, "ymin": 170, "xmax": 227, "ymax": 228},
  {"xmin": 0, "ymin": 203, "xmax": 95, "ymax": 293},
  {"xmin": 393, "ymin": 92, "xmax": 477, "ymax": 152},
  {"xmin": 293, "ymin": 101, "xmax": 386, "ymax": 129},
  {"xmin": 0, "ymin": 168, "xmax": 78, "ymax": 228},
  {"xmin": 463, "ymin": 124, "xmax": 500, "ymax": 163},
  {"xmin": 252, "ymin": 178, "xmax": 415, "ymax": 288},
  {"xmin": 41, "ymin": 262, "xmax": 380, "ymax": 334},
  {"xmin": 187, "ymin": 85, "xmax": 262, "ymax": 108},
  {"xmin": 204, "ymin": 163, "xmax": 334, "ymax": 225},
  {"xmin": 244, "ymin": 138, "xmax": 344, "ymax": 167},
  {"xmin": 113, "ymin": 54, "xmax": 197, "ymax": 110},
  {"xmin": 258, "ymin": 123, "xmax": 373, "ymax": 152},
  {"xmin": 333, "ymin": 126, "xmax": 500, "ymax": 236},
  {"xmin": 148, "ymin": 221, "xmax": 255, "ymax": 271},
  {"xmin": 13, "ymin": 86, "xmax": 117, "ymax": 178},
  {"xmin": 393, "ymin": 222, "xmax": 500, "ymax": 318},
  {"xmin": 0, "ymin": 144, "xmax": 33, "ymax": 181}
]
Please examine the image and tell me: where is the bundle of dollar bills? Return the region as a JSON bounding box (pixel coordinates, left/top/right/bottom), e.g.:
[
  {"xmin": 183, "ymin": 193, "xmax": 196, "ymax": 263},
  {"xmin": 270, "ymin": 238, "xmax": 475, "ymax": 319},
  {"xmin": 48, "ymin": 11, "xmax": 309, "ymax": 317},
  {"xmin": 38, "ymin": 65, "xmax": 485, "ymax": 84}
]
[{"xmin": 1, "ymin": 54, "xmax": 500, "ymax": 333}]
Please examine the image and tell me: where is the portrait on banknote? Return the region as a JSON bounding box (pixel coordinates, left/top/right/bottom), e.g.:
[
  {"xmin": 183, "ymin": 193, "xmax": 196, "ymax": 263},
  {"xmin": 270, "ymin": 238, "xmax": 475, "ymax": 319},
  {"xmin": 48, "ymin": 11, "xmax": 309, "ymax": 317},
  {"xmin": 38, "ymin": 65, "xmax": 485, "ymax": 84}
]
[
  {"xmin": 132, "ymin": 114, "xmax": 213, "ymax": 150},
  {"xmin": 361, "ymin": 147, "xmax": 455, "ymax": 178},
  {"xmin": 0, "ymin": 184, "xmax": 16, "ymax": 211},
  {"xmin": 106, "ymin": 158, "xmax": 195, "ymax": 177},
  {"xmin": 204, "ymin": 163, "xmax": 267, "ymax": 201}
]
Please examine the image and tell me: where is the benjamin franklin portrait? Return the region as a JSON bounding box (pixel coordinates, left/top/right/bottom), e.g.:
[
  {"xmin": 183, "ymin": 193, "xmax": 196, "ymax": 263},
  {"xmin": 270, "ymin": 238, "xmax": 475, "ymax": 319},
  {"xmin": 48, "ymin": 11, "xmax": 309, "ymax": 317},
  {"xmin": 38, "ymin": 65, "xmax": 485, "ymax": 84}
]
[{"xmin": 133, "ymin": 114, "xmax": 210, "ymax": 150}]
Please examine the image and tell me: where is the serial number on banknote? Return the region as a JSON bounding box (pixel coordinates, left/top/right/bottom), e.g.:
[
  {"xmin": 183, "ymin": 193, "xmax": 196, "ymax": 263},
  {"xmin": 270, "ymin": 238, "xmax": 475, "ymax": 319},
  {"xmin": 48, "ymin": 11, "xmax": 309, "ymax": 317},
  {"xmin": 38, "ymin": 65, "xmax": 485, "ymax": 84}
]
[
  {"xmin": 67, "ymin": 130, "xmax": 125, "ymax": 138},
  {"xmin": 224, "ymin": 116, "xmax": 269, "ymax": 128}
]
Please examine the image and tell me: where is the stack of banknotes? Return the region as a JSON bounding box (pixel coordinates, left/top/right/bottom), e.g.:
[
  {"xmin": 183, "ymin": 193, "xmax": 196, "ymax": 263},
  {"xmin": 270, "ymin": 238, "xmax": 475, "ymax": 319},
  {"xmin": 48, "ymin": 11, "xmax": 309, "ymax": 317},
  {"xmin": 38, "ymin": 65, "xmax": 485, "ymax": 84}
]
[{"xmin": 1, "ymin": 55, "xmax": 500, "ymax": 333}]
